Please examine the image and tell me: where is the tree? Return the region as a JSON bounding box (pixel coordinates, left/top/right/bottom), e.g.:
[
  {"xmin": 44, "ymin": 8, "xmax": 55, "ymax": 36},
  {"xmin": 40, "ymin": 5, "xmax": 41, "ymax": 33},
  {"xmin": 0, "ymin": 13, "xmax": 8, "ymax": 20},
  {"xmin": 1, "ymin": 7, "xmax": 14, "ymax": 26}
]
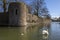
[
  {"xmin": 0, "ymin": 0, "xmax": 6, "ymax": 13},
  {"xmin": 3, "ymin": 0, "xmax": 6, "ymax": 13},
  {"xmin": 41, "ymin": 7, "xmax": 48, "ymax": 16},
  {"xmin": 27, "ymin": 5, "xmax": 32, "ymax": 13},
  {"xmin": 31, "ymin": 0, "xmax": 51, "ymax": 19},
  {"xmin": 0, "ymin": 0, "xmax": 7, "ymax": 13},
  {"xmin": 31, "ymin": 0, "xmax": 45, "ymax": 16}
]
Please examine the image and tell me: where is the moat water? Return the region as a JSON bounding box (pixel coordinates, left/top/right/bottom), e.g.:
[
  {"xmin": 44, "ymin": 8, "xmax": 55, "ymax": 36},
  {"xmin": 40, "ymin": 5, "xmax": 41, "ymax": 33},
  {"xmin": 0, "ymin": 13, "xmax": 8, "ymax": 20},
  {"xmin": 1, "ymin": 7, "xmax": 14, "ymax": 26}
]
[{"xmin": 0, "ymin": 22, "xmax": 60, "ymax": 40}]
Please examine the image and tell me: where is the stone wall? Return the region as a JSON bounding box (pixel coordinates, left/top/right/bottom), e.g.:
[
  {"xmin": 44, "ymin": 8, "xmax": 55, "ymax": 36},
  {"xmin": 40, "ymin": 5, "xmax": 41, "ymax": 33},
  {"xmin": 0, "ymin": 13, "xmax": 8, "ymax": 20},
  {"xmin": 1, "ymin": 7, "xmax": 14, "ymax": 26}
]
[
  {"xmin": 27, "ymin": 13, "xmax": 43, "ymax": 24},
  {"xmin": 0, "ymin": 2, "xmax": 51, "ymax": 26},
  {"xmin": 0, "ymin": 12, "xmax": 9, "ymax": 25},
  {"xmin": 8, "ymin": 2, "xmax": 27, "ymax": 26}
]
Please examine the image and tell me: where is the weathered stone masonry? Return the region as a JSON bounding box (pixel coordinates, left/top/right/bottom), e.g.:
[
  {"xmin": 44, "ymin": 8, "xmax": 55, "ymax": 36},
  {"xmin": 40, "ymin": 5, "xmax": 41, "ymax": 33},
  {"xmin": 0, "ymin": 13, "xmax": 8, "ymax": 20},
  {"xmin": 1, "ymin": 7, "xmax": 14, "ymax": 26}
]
[
  {"xmin": 8, "ymin": 2, "xmax": 27, "ymax": 26},
  {"xmin": 0, "ymin": 2, "xmax": 50, "ymax": 26},
  {"xmin": 8, "ymin": 2, "xmax": 43, "ymax": 26}
]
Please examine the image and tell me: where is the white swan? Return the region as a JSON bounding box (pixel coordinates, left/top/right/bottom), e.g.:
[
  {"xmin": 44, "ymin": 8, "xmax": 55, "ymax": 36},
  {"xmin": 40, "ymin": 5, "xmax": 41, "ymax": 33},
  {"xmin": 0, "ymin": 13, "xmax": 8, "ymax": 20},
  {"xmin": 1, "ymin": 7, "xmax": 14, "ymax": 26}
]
[{"xmin": 42, "ymin": 29, "xmax": 49, "ymax": 35}]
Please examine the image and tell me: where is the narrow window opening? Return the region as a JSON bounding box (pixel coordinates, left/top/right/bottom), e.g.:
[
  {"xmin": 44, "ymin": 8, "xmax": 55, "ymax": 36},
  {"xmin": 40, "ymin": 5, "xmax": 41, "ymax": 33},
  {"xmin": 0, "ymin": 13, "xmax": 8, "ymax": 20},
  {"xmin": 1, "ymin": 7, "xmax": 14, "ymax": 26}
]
[{"xmin": 16, "ymin": 9, "xmax": 17, "ymax": 15}]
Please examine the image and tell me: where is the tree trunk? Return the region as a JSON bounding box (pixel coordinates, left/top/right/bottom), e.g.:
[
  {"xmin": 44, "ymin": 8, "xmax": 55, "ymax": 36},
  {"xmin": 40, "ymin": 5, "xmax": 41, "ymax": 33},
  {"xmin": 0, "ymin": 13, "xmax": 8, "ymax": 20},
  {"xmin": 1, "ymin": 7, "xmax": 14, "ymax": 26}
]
[{"xmin": 3, "ymin": 0, "xmax": 6, "ymax": 13}]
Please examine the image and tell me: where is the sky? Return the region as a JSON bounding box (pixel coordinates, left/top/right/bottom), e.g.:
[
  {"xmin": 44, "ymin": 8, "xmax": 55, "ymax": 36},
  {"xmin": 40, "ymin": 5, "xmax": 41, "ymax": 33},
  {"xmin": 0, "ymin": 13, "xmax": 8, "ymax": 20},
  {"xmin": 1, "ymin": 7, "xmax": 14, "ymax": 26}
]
[
  {"xmin": 0, "ymin": 0, "xmax": 60, "ymax": 18},
  {"xmin": 45, "ymin": 0, "xmax": 60, "ymax": 18},
  {"xmin": 23, "ymin": 0, "xmax": 60, "ymax": 18}
]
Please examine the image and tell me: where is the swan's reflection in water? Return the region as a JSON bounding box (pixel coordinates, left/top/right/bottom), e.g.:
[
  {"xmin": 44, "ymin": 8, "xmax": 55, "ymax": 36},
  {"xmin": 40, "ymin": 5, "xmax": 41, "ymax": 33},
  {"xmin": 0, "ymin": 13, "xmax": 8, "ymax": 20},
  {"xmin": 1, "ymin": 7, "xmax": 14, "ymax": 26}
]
[{"xmin": 42, "ymin": 34, "xmax": 49, "ymax": 39}]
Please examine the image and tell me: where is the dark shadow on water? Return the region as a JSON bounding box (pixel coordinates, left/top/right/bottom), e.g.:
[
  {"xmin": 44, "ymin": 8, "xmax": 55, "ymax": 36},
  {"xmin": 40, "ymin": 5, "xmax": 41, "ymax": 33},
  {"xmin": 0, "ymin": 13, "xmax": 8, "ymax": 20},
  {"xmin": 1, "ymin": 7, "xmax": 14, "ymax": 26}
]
[
  {"xmin": 0, "ymin": 25, "xmax": 27, "ymax": 27},
  {"xmin": 0, "ymin": 25, "xmax": 9, "ymax": 27}
]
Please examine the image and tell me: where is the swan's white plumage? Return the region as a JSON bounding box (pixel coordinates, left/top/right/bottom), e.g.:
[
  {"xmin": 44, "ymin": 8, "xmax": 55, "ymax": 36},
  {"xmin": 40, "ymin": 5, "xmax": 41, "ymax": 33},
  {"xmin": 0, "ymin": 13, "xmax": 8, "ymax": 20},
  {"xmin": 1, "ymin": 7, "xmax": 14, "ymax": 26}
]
[{"xmin": 42, "ymin": 30, "xmax": 49, "ymax": 35}]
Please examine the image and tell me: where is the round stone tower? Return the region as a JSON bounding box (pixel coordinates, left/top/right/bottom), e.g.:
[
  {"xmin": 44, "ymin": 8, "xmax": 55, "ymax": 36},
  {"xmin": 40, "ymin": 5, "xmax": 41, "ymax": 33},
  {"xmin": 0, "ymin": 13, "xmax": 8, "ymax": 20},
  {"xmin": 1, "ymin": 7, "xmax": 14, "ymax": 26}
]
[{"xmin": 8, "ymin": 2, "xmax": 27, "ymax": 26}]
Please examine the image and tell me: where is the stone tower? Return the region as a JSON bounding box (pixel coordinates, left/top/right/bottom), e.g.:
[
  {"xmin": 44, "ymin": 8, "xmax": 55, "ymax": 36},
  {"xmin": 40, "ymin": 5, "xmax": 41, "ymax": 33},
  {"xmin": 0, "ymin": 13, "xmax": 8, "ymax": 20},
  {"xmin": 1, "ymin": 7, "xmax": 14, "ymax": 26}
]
[{"xmin": 8, "ymin": 2, "xmax": 27, "ymax": 26}]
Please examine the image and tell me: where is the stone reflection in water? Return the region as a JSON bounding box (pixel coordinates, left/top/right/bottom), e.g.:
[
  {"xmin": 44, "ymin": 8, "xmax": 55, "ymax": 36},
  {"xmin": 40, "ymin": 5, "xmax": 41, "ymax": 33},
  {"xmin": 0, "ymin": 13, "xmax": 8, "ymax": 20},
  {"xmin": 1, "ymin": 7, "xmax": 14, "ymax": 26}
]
[
  {"xmin": 19, "ymin": 25, "xmax": 43, "ymax": 40},
  {"xmin": 0, "ymin": 23, "xmax": 51, "ymax": 40},
  {"xmin": 0, "ymin": 27, "xmax": 20, "ymax": 40},
  {"xmin": 1, "ymin": 22, "xmax": 60, "ymax": 40},
  {"xmin": 19, "ymin": 26, "xmax": 28, "ymax": 40}
]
